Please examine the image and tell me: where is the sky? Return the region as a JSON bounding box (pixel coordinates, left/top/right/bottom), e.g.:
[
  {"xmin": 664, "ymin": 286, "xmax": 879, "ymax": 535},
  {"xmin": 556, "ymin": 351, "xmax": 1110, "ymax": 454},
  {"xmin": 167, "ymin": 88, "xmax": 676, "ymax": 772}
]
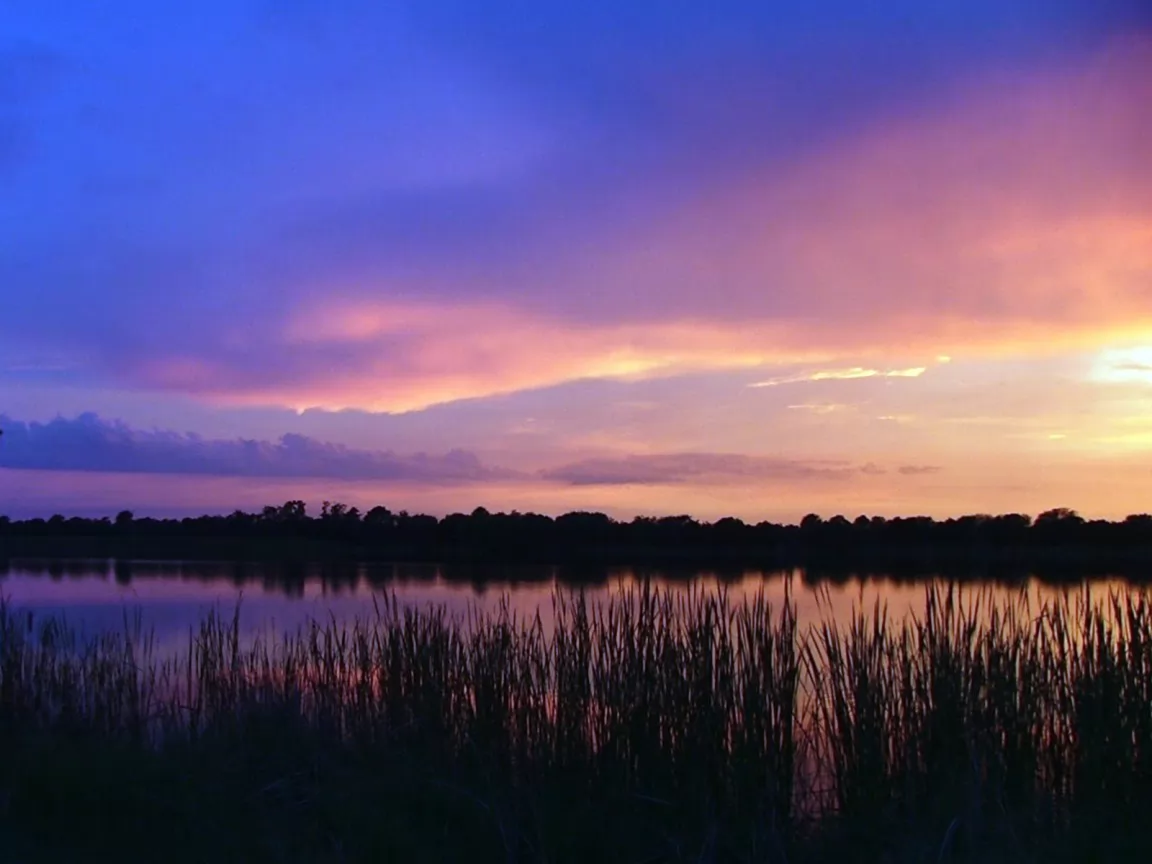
[{"xmin": 1, "ymin": 0, "xmax": 1150, "ymax": 522}]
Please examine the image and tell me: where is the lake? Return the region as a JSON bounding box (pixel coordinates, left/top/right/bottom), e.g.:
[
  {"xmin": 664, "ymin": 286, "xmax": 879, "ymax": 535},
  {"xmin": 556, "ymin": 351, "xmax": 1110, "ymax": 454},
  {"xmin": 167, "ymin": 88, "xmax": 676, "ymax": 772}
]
[
  {"xmin": 7, "ymin": 557, "xmax": 1152, "ymax": 864},
  {"xmin": 1, "ymin": 558, "xmax": 1138, "ymax": 655}
]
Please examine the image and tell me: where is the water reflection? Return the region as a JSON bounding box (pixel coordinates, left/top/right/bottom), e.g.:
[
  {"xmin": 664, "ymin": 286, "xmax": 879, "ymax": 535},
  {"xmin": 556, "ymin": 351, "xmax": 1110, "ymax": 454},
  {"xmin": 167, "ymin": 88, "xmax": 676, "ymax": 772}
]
[
  {"xmin": 4, "ymin": 558, "xmax": 772, "ymax": 594},
  {"xmin": 1, "ymin": 558, "xmax": 1139, "ymax": 659}
]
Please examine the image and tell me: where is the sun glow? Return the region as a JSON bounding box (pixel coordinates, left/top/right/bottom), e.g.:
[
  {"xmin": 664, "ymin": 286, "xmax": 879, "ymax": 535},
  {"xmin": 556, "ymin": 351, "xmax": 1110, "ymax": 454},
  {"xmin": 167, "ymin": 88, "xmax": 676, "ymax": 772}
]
[{"xmin": 1091, "ymin": 346, "xmax": 1152, "ymax": 384}]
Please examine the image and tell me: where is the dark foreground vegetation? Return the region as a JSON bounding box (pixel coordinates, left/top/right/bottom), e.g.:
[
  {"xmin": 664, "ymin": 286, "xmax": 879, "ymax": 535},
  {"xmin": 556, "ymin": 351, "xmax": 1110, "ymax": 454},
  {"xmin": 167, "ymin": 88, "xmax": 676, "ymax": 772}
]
[
  {"xmin": 3, "ymin": 502, "xmax": 1152, "ymax": 575},
  {"xmin": 3, "ymin": 585, "xmax": 1152, "ymax": 863}
]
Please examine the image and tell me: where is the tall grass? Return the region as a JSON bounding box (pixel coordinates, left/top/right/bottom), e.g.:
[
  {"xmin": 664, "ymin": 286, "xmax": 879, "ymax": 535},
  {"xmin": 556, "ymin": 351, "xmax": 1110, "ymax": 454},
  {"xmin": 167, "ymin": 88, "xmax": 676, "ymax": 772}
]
[{"xmin": 2, "ymin": 584, "xmax": 1151, "ymax": 863}]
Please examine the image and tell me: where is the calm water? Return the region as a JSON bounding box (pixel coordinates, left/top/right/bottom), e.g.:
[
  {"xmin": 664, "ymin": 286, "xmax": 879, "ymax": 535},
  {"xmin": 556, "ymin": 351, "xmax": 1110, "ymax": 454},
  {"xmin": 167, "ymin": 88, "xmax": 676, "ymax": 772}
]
[{"xmin": 1, "ymin": 559, "xmax": 1139, "ymax": 657}]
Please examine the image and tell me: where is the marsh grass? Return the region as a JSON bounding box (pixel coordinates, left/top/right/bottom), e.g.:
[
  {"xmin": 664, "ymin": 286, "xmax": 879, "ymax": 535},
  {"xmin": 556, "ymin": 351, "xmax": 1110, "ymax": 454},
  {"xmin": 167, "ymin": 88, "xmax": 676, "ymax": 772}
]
[{"xmin": 2, "ymin": 583, "xmax": 1151, "ymax": 863}]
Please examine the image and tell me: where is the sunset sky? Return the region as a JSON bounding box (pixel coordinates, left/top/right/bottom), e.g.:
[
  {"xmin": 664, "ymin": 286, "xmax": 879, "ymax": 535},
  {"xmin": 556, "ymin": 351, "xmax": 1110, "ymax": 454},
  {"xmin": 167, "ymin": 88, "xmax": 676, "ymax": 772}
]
[{"xmin": 1, "ymin": 0, "xmax": 1150, "ymax": 521}]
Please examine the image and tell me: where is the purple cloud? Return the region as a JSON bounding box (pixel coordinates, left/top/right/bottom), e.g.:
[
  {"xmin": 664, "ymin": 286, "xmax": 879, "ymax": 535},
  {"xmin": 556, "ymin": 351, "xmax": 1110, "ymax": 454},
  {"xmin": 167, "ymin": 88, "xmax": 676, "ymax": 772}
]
[
  {"xmin": 0, "ymin": 414, "xmax": 516, "ymax": 484},
  {"xmin": 0, "ymin": 415, "xmax": 948, "ymax": 489},
  {"xmin": 541, "ymin": 453, "xmax": 860, "ymax": 486},
  {"xmin": 897, "ymin": 465, "xmax": 943, "ymax": 476}
]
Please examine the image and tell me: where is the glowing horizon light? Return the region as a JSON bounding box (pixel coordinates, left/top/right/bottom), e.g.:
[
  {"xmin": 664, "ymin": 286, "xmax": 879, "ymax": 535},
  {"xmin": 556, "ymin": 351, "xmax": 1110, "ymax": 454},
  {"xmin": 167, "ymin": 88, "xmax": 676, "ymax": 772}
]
[
  {"xmin": 1090, "ymin": 346, "xmax": 1152, "ymax": 384},
  {"xmin": 810, "ymin": 367, "xmax": 883, "ymax": 381},
  {"xmin": 750, "ymin": 366, "xmax": 928, "ymax": 388},
  {"xmin": 787, "ymin": 403, "xmax": 849, "ymax": 414}
]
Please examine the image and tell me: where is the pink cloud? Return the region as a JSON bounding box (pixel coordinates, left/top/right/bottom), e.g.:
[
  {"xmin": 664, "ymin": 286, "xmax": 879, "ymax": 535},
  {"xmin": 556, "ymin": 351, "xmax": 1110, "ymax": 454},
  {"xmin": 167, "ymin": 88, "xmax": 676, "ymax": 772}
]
[
  {"xmin": 144, "ymin": 301, "xmax": 827, "ymax": 412},
  {"xmin": 600, "ymin": 37, "xmax": 1152, "ymax": 336},
  {"xmin": 125, "ymin": 38, "xmax": 1152, "ymax": 413}
]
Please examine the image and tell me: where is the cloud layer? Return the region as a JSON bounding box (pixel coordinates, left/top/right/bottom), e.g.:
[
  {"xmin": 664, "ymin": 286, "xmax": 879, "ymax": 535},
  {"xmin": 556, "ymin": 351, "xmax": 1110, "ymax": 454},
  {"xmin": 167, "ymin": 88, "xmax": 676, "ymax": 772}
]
[
  {"xmin": 0, "ymin": 414, "xmax": 945, "ymax": 492},
  {"xmin": 541, "ymin": 454, "xmax": 858, "ymax": 486},
  {"xmin": 138, "ymin": 39, "xmax": 1152, "ymax": 411},
  {"xmin": 537, "ymin": 453, "xmax": 941, "ymax": 486},
  {"xmin": 0, "ymin": 414, "xmax": 512, "ymax": 483},
  {"xmin": 1, "ymin": 11, "xmax": 1149, "ymax": 414}
]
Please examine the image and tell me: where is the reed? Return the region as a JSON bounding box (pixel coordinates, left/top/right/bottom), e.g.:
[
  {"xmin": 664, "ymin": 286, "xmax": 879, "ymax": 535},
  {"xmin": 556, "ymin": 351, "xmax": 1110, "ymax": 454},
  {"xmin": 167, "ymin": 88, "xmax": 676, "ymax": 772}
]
[{"xmin": 2, "ymin": 583, "xmax": 1151, "ymax": 863}]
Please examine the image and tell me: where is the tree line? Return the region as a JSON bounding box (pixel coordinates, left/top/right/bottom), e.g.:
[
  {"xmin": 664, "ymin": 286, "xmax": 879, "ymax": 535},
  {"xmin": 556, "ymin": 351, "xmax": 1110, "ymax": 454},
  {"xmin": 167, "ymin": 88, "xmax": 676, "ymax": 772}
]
[{"xmin": 2, "ymin": 502, "xmax": 1151, "ymax": 568}]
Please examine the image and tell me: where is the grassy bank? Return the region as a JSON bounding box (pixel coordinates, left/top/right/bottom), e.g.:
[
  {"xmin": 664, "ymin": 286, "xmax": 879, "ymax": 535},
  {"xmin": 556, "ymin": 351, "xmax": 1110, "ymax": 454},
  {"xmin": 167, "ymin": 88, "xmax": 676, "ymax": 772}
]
[{"xmin": 2, "ymin": 585, "xmax": 1151, "ymax": 863}]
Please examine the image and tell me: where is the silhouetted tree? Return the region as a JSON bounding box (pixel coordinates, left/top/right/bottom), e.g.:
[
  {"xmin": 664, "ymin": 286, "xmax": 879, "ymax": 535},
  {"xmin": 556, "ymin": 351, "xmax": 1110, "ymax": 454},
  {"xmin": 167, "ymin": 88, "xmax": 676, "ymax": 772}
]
[
  {"xmin": 364, "ymin": 506, "xmax": 393, "ymax": 527},
  {"xmin": 0, "ymin": 497, "xmax": 1148, "ymax": 577}
]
